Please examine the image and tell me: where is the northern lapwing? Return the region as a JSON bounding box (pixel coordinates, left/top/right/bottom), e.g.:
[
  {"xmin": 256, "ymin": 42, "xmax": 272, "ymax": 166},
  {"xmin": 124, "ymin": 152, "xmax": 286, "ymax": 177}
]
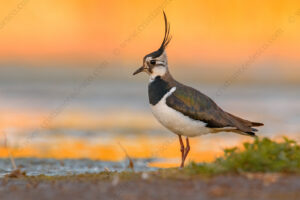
[{"xmin": 133, "ymin": 12, "xmax": 264, "ymax": 168}]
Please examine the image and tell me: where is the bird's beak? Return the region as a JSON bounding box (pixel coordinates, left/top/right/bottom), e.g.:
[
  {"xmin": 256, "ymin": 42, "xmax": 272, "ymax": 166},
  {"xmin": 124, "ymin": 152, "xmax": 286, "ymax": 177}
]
[{"xmin": 133, "ymin": 66, "xmax": 145, "ymax": 75}]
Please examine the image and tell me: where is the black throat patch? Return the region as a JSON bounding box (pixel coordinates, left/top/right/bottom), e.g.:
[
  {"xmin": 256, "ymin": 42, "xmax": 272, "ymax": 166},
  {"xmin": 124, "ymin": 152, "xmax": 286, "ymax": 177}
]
[{"xmin": 148, "ymin": 76, "xmax": 171, "ymax": 105}]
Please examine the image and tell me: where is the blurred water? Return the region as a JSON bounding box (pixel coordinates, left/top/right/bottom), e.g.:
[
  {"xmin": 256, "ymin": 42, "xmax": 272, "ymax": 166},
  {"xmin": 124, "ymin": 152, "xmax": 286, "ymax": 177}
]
[
  {"xmin": 0, "ymin": 158, "xmax": 156, "ymax": 177},
  {"xmin": 0, "ymin": 66, "xmax": 299, "ymax": 174},
  {"xmin": 0, "ymin": 66, "xmax": 298, "ymax": 135}
]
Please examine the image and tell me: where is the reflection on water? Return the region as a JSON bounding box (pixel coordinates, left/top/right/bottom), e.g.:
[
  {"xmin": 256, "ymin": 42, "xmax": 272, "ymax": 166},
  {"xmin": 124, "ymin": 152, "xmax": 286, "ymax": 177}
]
[
  {"xmin": 0, "ymin": 158, "xmax": 156, "ymax": 177},
  {"xmin": 0, "ymin": 66, "xmax": 299, "ymax": 173}
]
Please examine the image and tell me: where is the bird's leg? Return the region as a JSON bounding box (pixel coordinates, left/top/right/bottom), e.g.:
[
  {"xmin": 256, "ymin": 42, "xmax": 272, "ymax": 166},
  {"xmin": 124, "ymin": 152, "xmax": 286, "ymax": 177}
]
[
  {"xmin": 182, "ymin": 137, "xmax": 190, "ymax": 166},
  {"xmin": 178, "ymin": 135, "xmax": 185, "ymax": 168}
]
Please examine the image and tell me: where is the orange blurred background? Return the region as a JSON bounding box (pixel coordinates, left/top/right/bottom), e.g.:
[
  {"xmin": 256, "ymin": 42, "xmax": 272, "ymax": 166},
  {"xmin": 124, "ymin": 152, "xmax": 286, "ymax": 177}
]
[{"xmin": 0, "ymin": 0, "xmax": 300, "ymax": 65}]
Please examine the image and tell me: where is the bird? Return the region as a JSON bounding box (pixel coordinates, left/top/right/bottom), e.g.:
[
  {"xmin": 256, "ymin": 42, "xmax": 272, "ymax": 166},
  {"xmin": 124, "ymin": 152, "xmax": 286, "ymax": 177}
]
[{"xmin": 133, "ymin": 11, "xmax": 264, "ymax": 168}]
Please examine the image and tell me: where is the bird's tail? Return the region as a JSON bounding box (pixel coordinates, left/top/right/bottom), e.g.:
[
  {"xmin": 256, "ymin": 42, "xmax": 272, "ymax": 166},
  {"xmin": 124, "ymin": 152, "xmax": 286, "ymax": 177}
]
[
  {"xmin": 225, "ymin": 112, "xmax": 264, "ymax": 136},
  {"xmin": 226, "ymin": 112, "xmax": 264, "ymax": 128}
]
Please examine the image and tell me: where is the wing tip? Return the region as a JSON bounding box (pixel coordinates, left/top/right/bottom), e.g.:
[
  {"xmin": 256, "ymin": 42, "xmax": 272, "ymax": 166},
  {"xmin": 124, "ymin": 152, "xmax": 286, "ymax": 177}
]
[{"xmin": 251, "ymin": 122, "xmax": 264, "ymax": 127}]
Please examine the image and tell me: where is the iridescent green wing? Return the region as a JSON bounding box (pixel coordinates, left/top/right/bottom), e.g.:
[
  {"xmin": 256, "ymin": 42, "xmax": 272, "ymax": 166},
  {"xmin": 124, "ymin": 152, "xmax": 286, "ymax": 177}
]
[{"xmin": 166, "ymin": 85, "xmax": 231, "ymax": 128}]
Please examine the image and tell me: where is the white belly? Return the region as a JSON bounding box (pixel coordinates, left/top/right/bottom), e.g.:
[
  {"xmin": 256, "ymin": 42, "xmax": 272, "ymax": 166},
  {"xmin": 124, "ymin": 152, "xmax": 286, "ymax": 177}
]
[{"xmin": 150, "ymin": 87, "xmax": 211, "ymax": 137}]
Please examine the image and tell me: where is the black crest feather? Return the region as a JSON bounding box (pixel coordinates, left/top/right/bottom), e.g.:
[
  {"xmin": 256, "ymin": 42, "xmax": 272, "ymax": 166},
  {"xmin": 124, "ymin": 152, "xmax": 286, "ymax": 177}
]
[
  {"xmin": 160, "ymin": 11, "xmax": 172, "ymax": 51},
  {"xmin": 144, "ymin": 11, "xmax": 172, "ymax": 59}
]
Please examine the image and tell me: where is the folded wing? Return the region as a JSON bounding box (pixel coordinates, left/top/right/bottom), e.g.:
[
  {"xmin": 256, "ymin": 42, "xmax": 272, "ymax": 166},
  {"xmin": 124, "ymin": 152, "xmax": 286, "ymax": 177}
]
[{"xmin": 166, "ymin": 84, "xmax": 263, "ymax": 135}]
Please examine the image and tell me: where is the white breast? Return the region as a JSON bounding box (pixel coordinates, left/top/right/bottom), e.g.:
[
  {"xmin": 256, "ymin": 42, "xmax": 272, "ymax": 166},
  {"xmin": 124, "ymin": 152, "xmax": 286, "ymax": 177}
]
[{"xmin": 150, "ymin": 87, "xmax": 211, "ymax": 137}]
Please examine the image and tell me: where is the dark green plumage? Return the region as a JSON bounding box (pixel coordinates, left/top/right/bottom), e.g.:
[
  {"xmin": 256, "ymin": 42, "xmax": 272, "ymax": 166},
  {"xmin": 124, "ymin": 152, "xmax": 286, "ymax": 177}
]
[
  {"xmin": 150, "ymin": 73, "xmax": 264, "ymax": 136},
  {"xmin": 166, "ymin": 84, "xmax": 231, "ymax": 128}
]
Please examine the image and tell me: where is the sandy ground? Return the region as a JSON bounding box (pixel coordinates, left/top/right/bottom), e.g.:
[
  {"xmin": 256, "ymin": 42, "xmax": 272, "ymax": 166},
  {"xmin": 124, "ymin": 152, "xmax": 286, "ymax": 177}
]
[{"xmin": 1, "ymin": 174, "xmax": 300, "ymax": 200}]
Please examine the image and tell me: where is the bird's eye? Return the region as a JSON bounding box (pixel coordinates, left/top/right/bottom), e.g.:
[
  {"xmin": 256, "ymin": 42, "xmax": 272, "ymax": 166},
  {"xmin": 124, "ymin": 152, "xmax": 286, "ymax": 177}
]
[{"xmin": 150, "ymin": 60, "xmax": 156, "ymax": 65}]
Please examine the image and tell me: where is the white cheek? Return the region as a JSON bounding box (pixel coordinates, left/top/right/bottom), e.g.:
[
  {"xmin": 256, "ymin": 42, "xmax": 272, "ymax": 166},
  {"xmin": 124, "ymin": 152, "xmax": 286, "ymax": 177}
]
[{"xmin": 150, "ymin": 67, "xmax": 166, "ymax": 80}]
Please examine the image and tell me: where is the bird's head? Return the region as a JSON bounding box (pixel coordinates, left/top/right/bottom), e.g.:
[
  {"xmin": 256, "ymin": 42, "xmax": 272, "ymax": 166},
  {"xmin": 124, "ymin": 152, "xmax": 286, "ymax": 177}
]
[{"xmin": 133, "ymin": 11, "xmax": 172, "ymax": 79}]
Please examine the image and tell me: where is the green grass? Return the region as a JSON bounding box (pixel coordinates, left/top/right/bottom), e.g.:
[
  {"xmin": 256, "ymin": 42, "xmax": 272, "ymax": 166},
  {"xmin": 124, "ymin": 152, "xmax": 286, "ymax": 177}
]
[{"xmin": 185, "ymin": 137, "xmax": 300, "ymax": 175}]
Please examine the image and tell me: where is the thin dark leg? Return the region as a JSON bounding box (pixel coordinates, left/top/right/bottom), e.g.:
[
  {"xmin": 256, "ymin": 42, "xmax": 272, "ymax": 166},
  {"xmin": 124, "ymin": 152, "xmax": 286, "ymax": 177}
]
[
  {"xmin": 182, "ymin": 137, "xmax": 190, "ymax": 166},
  {"xmin": 178, "ymin": 135, "xmax": 185, "ymax": 168}
]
